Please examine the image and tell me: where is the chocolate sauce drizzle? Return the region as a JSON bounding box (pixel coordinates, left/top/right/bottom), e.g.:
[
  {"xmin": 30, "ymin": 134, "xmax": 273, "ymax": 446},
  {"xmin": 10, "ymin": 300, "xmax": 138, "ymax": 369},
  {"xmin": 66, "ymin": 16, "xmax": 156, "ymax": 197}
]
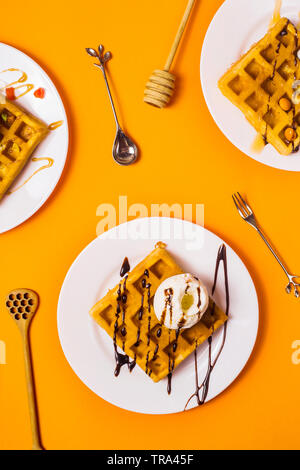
[
  {"xmin": 157, "ymin": 286, "xmax": 176, "ymax": 394},
  {"xmin": 160, "ymin": 288, "xmax": 173, "ymax": 327},
  {"xmin": 197, "ymin": 286, "xmax": 201, "ymax": 308},
  {"xmin": 167, "ymin": 330, "xmax": 174, "ymax": 394},
  {"xmin": 135, "ymin": 293, "xmax": 144, "ymax": 348},
  {"xmin": 113, "ymin": 247, "xmax": 230, "ymax": 400},
  {"xmin": 166, "ymin": 326, "xmax": 182, "ymax": 395},
  {"xmin": 143, "ymin": 269, "xmax": 153, "ymax": 373},
  {"xmin": 263, "ymin": 20, "xmax": 300, "ymax": 152},
  {"xmin": 113, "ymin": 257, "xmax": 136, "ymax": 376},
  {"xmin": 263, "ymin": 24, "xmax": 286, "ymax": 145},
  {"xmin": 184, "ymin": 244, "xmax": 230, "ymax": 410},
  {"xmin": 146, "ymin": 275, "xmax": 152, "ymax": 347}
]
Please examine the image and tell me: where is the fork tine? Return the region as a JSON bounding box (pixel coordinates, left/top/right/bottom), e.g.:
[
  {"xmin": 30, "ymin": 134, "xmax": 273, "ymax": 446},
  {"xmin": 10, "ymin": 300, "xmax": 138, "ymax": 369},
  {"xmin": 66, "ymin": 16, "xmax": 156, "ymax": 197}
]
[
  {"xmin": 237, "ymin": 192, "xmax": 253, "ymax": 215},
  {"xmin": 233, "ymin": 193, "xmax": 248, "ymax": 218},
  {"xmin": 235, "ymin": 193, "xmax": 250, "ymax": 216},
  {"xmin": 232, "ymin": 194, "xmax": 247, "ymax": 219},
  {"xmin": 235, "ymin": 193, "xmax": 250, "ymax": 217}
]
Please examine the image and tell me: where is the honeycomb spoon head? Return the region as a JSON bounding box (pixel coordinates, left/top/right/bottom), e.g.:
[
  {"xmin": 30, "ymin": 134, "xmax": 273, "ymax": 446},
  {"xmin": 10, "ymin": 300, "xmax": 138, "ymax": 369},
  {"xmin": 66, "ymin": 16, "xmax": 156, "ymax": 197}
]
[{"xmin": 5, "ymin": 289, "xmax": 39, "ymax": 329}]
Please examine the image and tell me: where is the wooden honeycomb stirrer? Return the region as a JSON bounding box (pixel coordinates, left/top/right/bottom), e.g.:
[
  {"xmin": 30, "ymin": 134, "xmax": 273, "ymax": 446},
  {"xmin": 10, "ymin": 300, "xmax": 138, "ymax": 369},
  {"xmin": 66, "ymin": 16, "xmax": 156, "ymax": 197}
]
[
  {"xmin": 144, "ymin": 0, "xmax": 196, "ymax": 108},
  {"xmin": 5, "ymin": 289, "xmax": 44, "ymax": 450}
]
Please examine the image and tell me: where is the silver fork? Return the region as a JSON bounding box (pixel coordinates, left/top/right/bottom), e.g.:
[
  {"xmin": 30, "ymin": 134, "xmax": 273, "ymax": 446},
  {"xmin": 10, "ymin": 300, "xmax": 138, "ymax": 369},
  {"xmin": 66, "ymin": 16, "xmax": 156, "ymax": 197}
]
[{"xmin": 232, "ymin": 192, "xmax": 300, "ymax": 298}]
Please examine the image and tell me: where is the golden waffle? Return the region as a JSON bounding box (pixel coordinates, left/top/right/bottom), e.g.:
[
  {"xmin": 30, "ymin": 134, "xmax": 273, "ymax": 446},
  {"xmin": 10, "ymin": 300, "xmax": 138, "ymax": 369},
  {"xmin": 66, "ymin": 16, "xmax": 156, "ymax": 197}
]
[
  {"xmin": 218, "ymin": 18, "xmax": 300, "ymax": 156},
  {"xmin": 0, "ymin": 96, "xmax": 48, "ymax": 200},
  {"xmin": 90, "ymin": 243, "xmax": 227, "ymax": 383}
]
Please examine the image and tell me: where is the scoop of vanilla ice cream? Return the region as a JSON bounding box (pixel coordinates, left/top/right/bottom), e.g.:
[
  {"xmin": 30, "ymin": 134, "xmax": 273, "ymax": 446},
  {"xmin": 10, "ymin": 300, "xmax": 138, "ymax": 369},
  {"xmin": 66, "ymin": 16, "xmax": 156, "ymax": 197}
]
[{"xmin": 153, "ymin": 274, "xmax": 209, "ymax": 330}]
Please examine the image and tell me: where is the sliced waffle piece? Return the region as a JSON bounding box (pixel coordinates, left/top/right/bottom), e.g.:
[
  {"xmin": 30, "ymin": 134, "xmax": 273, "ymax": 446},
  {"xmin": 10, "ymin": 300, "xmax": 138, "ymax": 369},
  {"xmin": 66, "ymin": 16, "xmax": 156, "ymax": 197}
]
[
  {"xmin": 0, "ymin": 96, "xmax": 49, "ymax": 200},
  {"xmin": 90, "ymin": 242, "xmax": 228, "ymax": 383},
  {"xmin": 218, "ymin": 18, "xmax": 300, "ymax": 156}
]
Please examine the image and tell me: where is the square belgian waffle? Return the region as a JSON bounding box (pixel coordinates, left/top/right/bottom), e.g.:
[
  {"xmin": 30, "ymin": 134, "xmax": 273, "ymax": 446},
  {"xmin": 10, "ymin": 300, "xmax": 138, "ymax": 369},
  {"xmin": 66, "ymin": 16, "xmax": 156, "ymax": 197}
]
[
  {"xmin": 218, "ymin": 18, "xmax": 300, "ymax": 156},
  {"xmin": 0, "ymin": 96, "xmax": 48, "ymax": 200},
  {"xmin": 90, "ymin": 242, "xmax": 227, "ymax": 383}
]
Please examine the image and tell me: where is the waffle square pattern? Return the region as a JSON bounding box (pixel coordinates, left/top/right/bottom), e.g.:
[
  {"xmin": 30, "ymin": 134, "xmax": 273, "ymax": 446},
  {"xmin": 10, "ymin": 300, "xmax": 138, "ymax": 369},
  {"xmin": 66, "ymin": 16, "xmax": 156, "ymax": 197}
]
[
  {"xmin": 0, "ymin": 96, "xmax": 48, "ymax": 200},
  {"xmin": 218, "ymin": 18, "xmax": 300, "ymax": 156}
]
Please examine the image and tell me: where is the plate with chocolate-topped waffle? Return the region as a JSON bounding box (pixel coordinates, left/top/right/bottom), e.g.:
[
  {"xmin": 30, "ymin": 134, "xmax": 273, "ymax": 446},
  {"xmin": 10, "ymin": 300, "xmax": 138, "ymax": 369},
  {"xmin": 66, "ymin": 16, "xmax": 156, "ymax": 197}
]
[
  {"xmin": 201, "ymin": 0, "xmax": 300, "ymax": 171},
  {"xmin": 0, "ymin": 43, "xmax": 68, "ymax": 233},
  {"xmin": 58, "ymin": 218, "xmax": 259, "ymax": 414}
]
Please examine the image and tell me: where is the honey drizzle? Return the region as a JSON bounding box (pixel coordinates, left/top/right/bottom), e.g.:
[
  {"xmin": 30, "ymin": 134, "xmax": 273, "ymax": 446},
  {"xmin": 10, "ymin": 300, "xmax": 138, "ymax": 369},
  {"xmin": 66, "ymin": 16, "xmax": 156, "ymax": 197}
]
[
  {"xmin": 0, "ymin": 68, "xmax": 27, "ymax": 86},
  {"xmin": 269, "ymin": 0, "xmax": 282, "ymax": 30},
  {"xmin": 48, "ymin": 121, "xmax": 63, "ymax": 131},
  {"xmin": 251, "ymin": 133, "xmax": 267, "ymax": 154},
  {"xmin": 11, "ymin": 84, "xmax": 34, "ymax": 100},
  {"xmin": 8, "ymin": 157, "xmax": 54, "ymax": 194},
  {"xmin": 0, "ymin": 69, "xmax": 34, "ymax": 100}
]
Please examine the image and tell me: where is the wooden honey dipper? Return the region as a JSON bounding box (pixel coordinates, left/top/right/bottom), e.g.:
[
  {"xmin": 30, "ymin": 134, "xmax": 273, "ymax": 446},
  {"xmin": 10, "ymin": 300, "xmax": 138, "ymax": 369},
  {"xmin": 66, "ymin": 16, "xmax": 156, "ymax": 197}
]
[
  {"xmin": 144, "ymin": 0, "xmax": 196, "ymax": 108},
  {"xmin": 5, "ymin": 289, "xmax": 44, "ymax": 450}
]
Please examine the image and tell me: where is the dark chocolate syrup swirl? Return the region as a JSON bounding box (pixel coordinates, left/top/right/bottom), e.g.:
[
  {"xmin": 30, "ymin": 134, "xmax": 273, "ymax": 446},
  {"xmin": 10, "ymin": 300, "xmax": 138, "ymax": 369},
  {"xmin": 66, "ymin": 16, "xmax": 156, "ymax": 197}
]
[
  {"xmin": 113, "ymin": 259, "xmax": 136, "ymax": 376},
  {"xmin": 113, "ymin": 246, "xmax": 230, "ymax": 398},
  {"xmin": 263, "ymin": 24, "xmax": 287, "ymax": 145},
  {"xmin": 167, "ymin": 327, "xmax": 181, "ymax": 395},
  {"xmin": 184, "ymin": 244, "xmax": 230, "ymax": 410},
  {"xmin": 197, "ymin": 286, "xmax": 201, "ymax": 308},
  {"xmin": 178, "ymin": 314, "xmax": 187, "ymax": 329},
  {"xmin": 161, "ymin": 288, "xmax": 173, "ymax": 327},
  {"xmin": 120, "ymin": 257, "xmax": 130, "ymax": 278},
  {"xmin": 121, "ymin": 327, "xmax": 127, "ymax": 336},
  {"xmin": 145, "ymin": 350, "xmax": 150, "ymax": 375},
  {"xmin": 167, "ymin": 330, "xmax": 174, "ymax": 395},
  {"xmin": 167, "ymin": 288, "xmax": 173, "ymax": 325},
  {"xmin": 135, "ymin": 294, "xmax": 144, "ymax": 347},
  {"xmin": 173, "ymin": 328, "xmax": 180, "ymax": 353},
  {"xmin": 146, "ymin": 281, "xmax": 152, "ymax": 347},
  {"xmin": 264, "ymin": 20, "xmax": 300, "ymax": 154},
  {"xmin": 291, "ymin": 23, "xmax": 299, "ymax": 153},
  {"xmin": 153, "ymin": 343, "xmax": 159, "ymax": 361}
]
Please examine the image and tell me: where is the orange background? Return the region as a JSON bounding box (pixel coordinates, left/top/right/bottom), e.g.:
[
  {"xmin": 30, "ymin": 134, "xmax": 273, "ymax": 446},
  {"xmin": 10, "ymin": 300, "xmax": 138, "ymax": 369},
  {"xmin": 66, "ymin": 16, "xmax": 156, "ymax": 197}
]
[{"xmin": 1, "ymin": 0, "xmax": 300, "ymax": 450}]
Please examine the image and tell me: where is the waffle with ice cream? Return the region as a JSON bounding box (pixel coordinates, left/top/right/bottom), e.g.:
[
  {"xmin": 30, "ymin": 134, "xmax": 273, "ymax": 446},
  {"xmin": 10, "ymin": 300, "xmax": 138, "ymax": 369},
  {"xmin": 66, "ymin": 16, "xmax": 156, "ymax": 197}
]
[
  {"xmin": 218, "ymin": 18, "xmax": 300, "ymax": 156},
  {"xmin": 0, "ymin": 96, "xmax": 48, "ymax": 200},
  {"xmin": 90, "ymin": 242, "xmax": 227, "ymax": 383}
]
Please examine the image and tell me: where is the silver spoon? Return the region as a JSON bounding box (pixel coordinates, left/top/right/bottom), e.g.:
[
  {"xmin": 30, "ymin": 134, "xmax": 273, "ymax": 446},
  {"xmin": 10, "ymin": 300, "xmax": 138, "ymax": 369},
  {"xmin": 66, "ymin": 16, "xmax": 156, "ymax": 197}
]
[{"xmin": 86, "ymin": 46, "xmax": 138, "ymax": 166}]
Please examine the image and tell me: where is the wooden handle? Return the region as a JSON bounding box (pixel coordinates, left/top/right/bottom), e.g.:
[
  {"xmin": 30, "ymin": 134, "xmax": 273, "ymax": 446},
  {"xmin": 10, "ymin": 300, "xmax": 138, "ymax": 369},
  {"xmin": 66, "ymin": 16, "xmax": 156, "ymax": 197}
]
[
  {"xmin": 22, "ymin": 329, "xmax": 44, "ymax": 450},
  {"xmin": 164, "ymin": 0, "xmax": 196, "ymax": 71}
]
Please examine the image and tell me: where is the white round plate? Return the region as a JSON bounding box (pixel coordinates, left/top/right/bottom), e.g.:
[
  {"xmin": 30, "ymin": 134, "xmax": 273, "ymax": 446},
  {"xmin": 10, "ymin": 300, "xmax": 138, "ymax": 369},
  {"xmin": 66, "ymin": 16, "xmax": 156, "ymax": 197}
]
[
  {"xmin": 201, "ymin": 0, "xmax": 300, "ymax": 171},
  {"xmin": 0, "ymin": 43, "xmax": 68, "ymax": 233},
  {"xmin": 58, "ymin": 218, "xmax": 259, "ymax": 415}
]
